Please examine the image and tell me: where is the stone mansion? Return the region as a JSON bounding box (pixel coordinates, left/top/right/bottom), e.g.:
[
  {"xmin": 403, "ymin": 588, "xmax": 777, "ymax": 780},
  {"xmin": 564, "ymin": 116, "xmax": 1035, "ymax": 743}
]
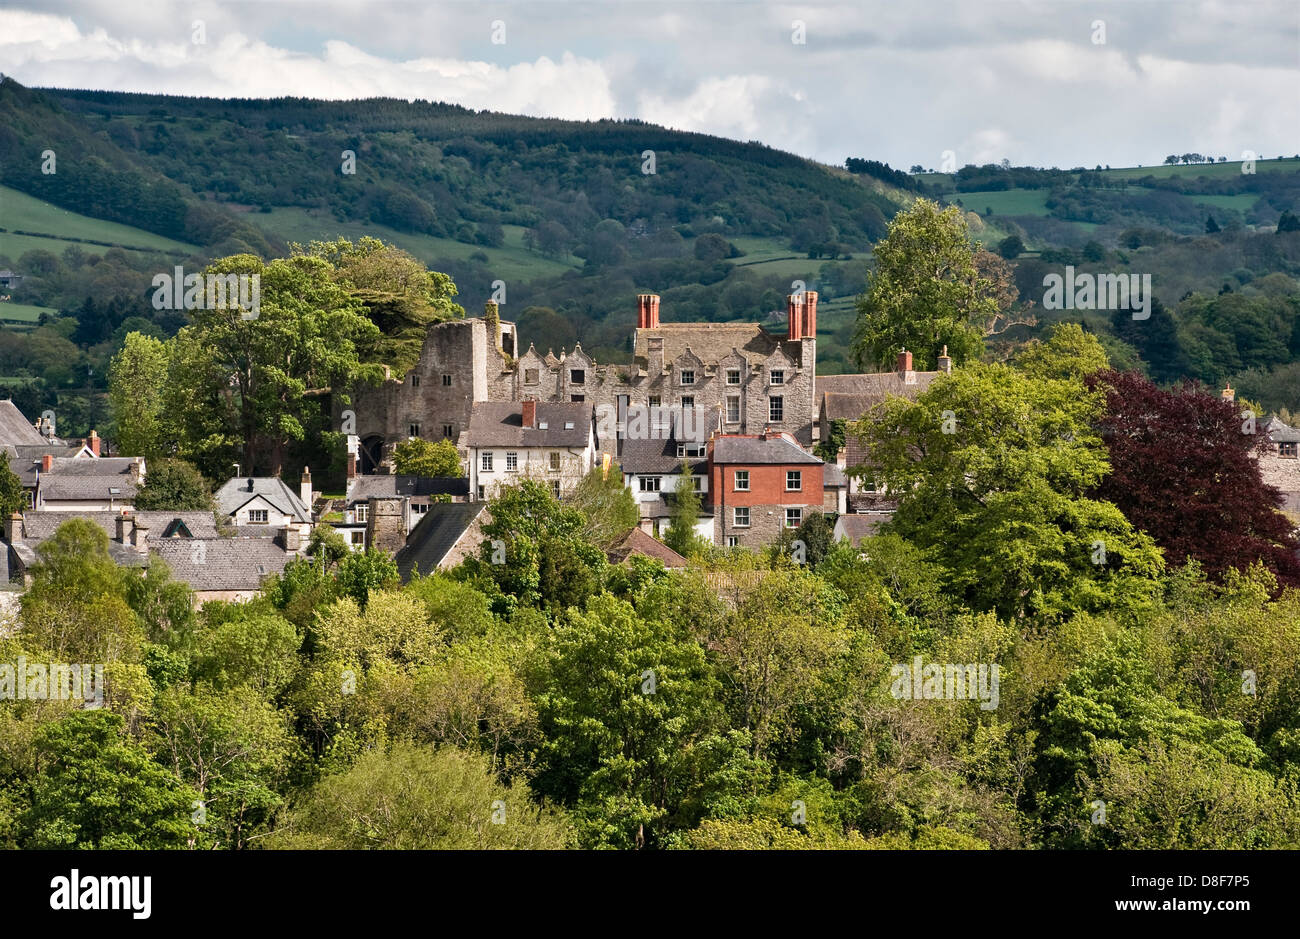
[{"xmin": 351, "ymin": 292, "xmax": 821, "ymax": 472}]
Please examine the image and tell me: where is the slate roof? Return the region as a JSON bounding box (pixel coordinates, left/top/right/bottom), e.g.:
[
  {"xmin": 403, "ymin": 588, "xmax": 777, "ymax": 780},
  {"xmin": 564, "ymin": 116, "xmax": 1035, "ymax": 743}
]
[
  {"xmin": 38, "ymin": 457, "xmax": 141, "ymax": 502},
  {"xmin": 465, "ymin": 402, "xmax": 593, "ymax": 449},
  {"xmin": 619, "ymin": 406, "xmax": 711, "ymax": 475},
  {"xmin": 824, "ymin": 464, "xmax": 848, "ymax": 488},
  {"xmin": 151, "ymin": 538, "xmax": 293, "ymax": 592},
  {"xmin": 6, "ymin": 444, "xmax": 89, "ymax": 486},
  {"xmin": 19, "ymin": 511, "xmax": 217, "ymax": 543},
  {"xmin": 817, "ymin": 371, "xmax": 940, "ymax": 401},
  {"xmin": 833, "ymin": 512, "xmax": 893, "ymax": 545},
  {"xmin": 634, "ymin": 323, "xmax": 806, "ymax": 370},
  {"xmin": 345, "ymin": 474, "xmax": 469, "ymax": 506},
  {"xmin": 215, "ymin": 477, "xmax": 312, "ymax": 523},
  {"xmin": 711, "ymin": 434, "xmax": 822, "ymax": 465},
  {"xmin": 0, "ymin": 400, "xmax": 47, "ymax": 447},
  {"xmin": 1264, "ymin": 416, "xmax": 1300, "ymax": 444},
  {"xmin": 606, "ymin": 528, "xmax": 688, "ymax": 568},
  {"xmin": 394, "ymin": 502, "xmax": 487, "ymax": 581}
]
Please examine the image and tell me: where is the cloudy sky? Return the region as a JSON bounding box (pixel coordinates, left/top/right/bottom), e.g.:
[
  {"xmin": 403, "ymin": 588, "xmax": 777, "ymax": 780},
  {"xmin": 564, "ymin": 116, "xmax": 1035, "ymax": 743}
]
[{"xmin": 1, "ymin": 1, "xmax": 1296, "ymax": 170}]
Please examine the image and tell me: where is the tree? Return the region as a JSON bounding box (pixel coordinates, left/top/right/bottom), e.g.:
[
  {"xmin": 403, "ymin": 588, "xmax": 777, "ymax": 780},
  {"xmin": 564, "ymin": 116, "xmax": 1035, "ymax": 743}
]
[
  {"xmin": 851, "ymin": 199, "xmax": 1009, "ymax": 371},
  {"xmin": 1205, "ymin": 215, "xmax": 1221, "ymax": 234},
  {"xmin": 1087, "ymin": 369, "xmax": 1300, "ymax": 586},
  {"xmin": 0, "ymin": 458, "xmax": 24, "ymax": 520},
  {"xmin": 334, "ymin": 548, "xmax": 400, "ymax": 609},
  {"xmin": 664, "ymin": 461, "xmax": 707, "ymax": 558},
  {"xmin": 133, "ymin": 458, "xmax": 213, "ymax": 511},
  {"xmin": 997, "ymin": 234, "xmax": 1025, "ymax": 259},
  {"xmin": 390, "ymin": 437, "xmax": 463, "ymax": 477},
  {"xmin": 813, "ymin": 419, "xmax": 846, "ymax": 462},
  {"xmin": 268, "ymin": 743, "xmax": 572, "ymax": 849},
  {"xmin": 851, "ymin": 361, "xmax": 1164, "ymax": 621},
  {"xmin": 108, "ymin": 331, "xmax": 169, "ymax": 459},
  {"xmin": 21, "ymin": 711, "xmax": 201, "ymax": 849},
  {"xmin": 1014, "ymin": 322, "xmax": 1110, "ymax": 383},
  {"xmin": 1277, "ymin": 211, "xmax": 1300, "ymax": 234},
  {"xmin": 569, "ymin": 464, "xmax": 638, "ymax": 549},
  {"xmin": 163, "ymin": 253, "xmax": 385, "ymax": 476}
]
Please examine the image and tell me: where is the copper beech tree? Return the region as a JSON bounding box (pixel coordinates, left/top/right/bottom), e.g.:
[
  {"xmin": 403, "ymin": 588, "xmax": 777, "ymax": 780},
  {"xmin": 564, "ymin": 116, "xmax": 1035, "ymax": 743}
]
[{"xmin": 1088, "ymin": 369, "xmax": 1300, "ymax": 587}]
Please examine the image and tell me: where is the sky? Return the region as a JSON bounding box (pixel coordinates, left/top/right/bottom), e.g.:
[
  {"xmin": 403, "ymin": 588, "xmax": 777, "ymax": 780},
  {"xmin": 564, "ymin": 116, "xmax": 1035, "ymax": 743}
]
[{"xmin": 0, "ymin": 0, "xmax": 1296, "ymax": 170}]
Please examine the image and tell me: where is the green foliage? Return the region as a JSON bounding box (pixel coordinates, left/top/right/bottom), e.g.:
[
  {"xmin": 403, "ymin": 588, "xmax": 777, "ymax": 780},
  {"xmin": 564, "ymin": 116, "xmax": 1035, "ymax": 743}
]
[
  {"xmin": 390, "ymin": 437, "xmax": 463, "ymax": 477},
  {"xmin": 133, "ymin": 458, "xmax": 213, "ymax": 511},
  {"xmin": 0, "ymin": 457, "xmax": 25, "ymax": 520},
  {"xmin": 813, "ymin": 418, "xmax": 846, "ymax": 462},
  {"xmin": 107, "ymin": 331, "xmax": 168, "ymax": 459},
  {"xmin": 663, "ymin": 461, "xmax": 708, "ymax": 558},
  {"xmin": 569, "ymin": 465, "xmax": 639, "ymax": 549},
  {"xmin": 333, "ymin": 549, "xmax": 400, "ymax": 610}
]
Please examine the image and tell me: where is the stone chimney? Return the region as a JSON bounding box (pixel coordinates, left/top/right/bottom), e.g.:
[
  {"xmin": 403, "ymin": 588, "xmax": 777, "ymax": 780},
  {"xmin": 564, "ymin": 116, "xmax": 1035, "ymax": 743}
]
[
  {"xmin": 484, "ymin": 301, "xmax": 501, "ymax": 350},
  {"xmin": 132, "ymin": 459, "xmax": 145, "ymax": 485},
  {"xmin": 5, "ymin": 512, "xmax": 21, "ymax": 543},
  {"xmin": 937, "ymin": 345, "xmax": 952, "ymax": 374},
  {"xmin": 347, "ymin": 452, "xmax": 358, "ymax": 480},
  {"xmin": 40, "ymin": 453, "xmax": 52, "ymax": 473},
  {"xmin": 280, "ymin": 523, "xmax": 302, "ymax": 554},
  {"xmin": 636, "ymin": 294, "xmax": 661, "ymax": 329},
  {"xmin": 522, "ymin": 399, "xmax": 537, "ymax": 429},
  {"xmin": 1221, "ymin": 383, "xmax": 1235, "ymax": 402},
  {"xmin": 787, "ymin": 294, "xmax": 803, "ymax": 341},
  {"xmin": 115, "ymin": 513, "xmax": 134, "ymax": 544},
  {"xmin": 87, "ymin": 430, "xmax": 100, "ymax": 457},
  {"xmin": 366, "ymin": 497, "xmax": 407, "ymax": 554},
  {"xmin": 647, "ymin": 336, "xmax": 665, "ymax": 376},
  {"xmin": 300, "ymin": 467, "xmax": 313, "ymax": 511},
  {"xmin": 131, "ymin": 521, "xmax": 150, "ymax": 555},
  {"xmin": 801, "ymin": 291, "xmax": 818, "ymax": 339}
]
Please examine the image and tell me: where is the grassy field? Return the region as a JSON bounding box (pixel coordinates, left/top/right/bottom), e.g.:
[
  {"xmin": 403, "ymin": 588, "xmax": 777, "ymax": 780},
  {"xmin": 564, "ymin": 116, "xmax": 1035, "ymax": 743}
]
[
  {"xmin": 955, "ymin": 189, "xmax": 1052, "ymax": 216},
  {"xmin": 0, "ymin": 302, "xmax": 54, "ymax": 323},
  {"xmin": 1190, "ymin": 193, "xmax": 1261, "ymax": 214},
  {"xmin": 917, "ymin": 157, "xmax": 1299, "ymax": 189},
  {"xmin": 253, "ymin": 207, "xmax": 582, "ymax": 283},
  {"xmin": 0, "ymin": 185, "xmax": 197, "ymax": 258},
  {"xmin": 730, "ymin": 236, "xmax": 846, "ymax": 281}
]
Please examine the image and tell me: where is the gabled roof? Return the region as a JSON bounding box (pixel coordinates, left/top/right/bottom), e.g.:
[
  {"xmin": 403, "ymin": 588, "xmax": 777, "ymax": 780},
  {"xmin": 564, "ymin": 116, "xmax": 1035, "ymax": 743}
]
[
  {"xmin": 1264, "ymin": 416, "xmax": 1300, "ymax": 444},
  {"xmin": 6, "ymin": 443, "xmax": 93, "ymax": 486},
  {"xmin": 38, "ymin": 458, "xmax": 141, "ymax": 502},
  {"xmin": 394, "ymin": 502, "xmax": 487, "ymax": 581},
  {"xmin": 818, "ymin": 371, "xmax": 940, "ymax": 400},
  {"xmin": 833, "ymin": 512, "xmax": 892, "ymax": 545},
  {"xmin": 214, "ymin": 477, "xmax": 312, "ymax": 523},
  {"xmin": 19, "ymin": 511, "xmax": 217, "ymax": 543},
  {"xmin": 711, "ymin": 433, "xmax": 822, "ymax": 465},
  {"xmin": 606, "ymin": 527, "xmax": 688, "ymax": 568},
  {"xmin": 465, "ymin": 402, "xmax": 593, "ymax": 449},
  {"xmin": 151, "ymin": 538, "xmax": 293, "ymax": 592},
  {"xmin": 345, "ymin": 474, "xmax": 469, "ymax": 506},
  {"xmin": 634, "ymin": 323, "xmax": 806, "ymax": 370},
  {"xmin": 619, "ymin": 406, "xmax": 712, "ymax": 475},
  {"xmin": 0, "ymin": 400, "xmax": 47, "ymax": 447}
]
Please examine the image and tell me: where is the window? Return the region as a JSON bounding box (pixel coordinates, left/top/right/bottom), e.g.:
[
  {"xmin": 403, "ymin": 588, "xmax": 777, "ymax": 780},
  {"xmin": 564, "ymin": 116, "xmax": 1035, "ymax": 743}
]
[
  {"xmin": 769, "ymin": 396, "xmax": 784, "ymax": 422},
  {"xmin": 770, "ymin": 369, "xmax": 785, "ymax": 386},
  {"xmin": 248, "ymin": 509, "xmax": 268, "ymax": 524},
  {"xmin": 564, "ymin": 421, "xmax": 575, "ymax": 430},
  {"xmin": 506, "ymin": 452, "xmax": 518, "ymax": 472},
  {"xmin": 864, "ymin": 475, "xmax": 878, "ymax": 493},
  {"xmin": 525, "ymin": 368, "xmax": 539, "ymax": 384},
  {"xmin": 726, "ymin": 369, "xmax": 741, "ymax": 385},
  {"xmin": 442, "ymin": 424, "xmax": 454, "ymax": 438},
  {"xmin": 726, "ymin": 536, "xmax": 739, "ymax": 547},
  {"xmin": 549, "ymin": 452, "xmax": 561, "ymax": 471},
  {"xmin": 692, "ymin": 475, "xmax": 703, "ymax": 491},
  {"xmin": 350, "ymin": 531, "xmax": 365, "ymax": 546},
  {"xmin": 680, "ymin": 395, "xmax": 695, "ymax": 409},
  {"xmin": 639, "ymin": 476, "xmax": 662, "ymax": 492},
  {"xmin": 411, "ymin": 374, "xmax": 420, "ymax": 388},
  {"xmin": 354, "ymin": 504, "xmax": 368, "ymax": 523},
  {"xmin": 441, "ymin": 374, "xmax": 452, "ymax": 387},
  {"xmin": 734, "ymin": 470, "xmax": 749, "ymax": 491},
  {"xmin": 408, "ymin": 423, "xmax": 421, "ymax": 438},
  {"xmin": 726, "ymin": 396, "xmax": 740, "ymax": 423},
  {"xmin": 571, "ymin": 394, "xmax": 585, "ymax": 402},
  {"xmin": 733, "ymin": 506, "xmax": 750, "ymax": 528},
  {"xmin": 477, "ymin": 484, "xmax": 485, "ymax": 500},
  {"xmin": 1282, "ymin": 442, "xmax": 1298, "ymax": 458},
  {"xmin": 680, "ymin": 369, "xmax": 695, "ymax": 385},
  {"xmin": 481, "ymin": 452, "xmax": 494, "ymax": 472},
  {"xmin": 551, "ymin": 481, "xmax": 562, "ymax": 499},
  {"xmin": 412, "ymin": 503, "xmax": 429, "ymax": 515},
  {"xmin": 648, "ymin": 395, "xmax": 661, "ymax": 409},
  {"xmin": 677, "ymin": 443, "xmax": 705, "ymax": 458},
  {"xmin": 785, "ymin": 508, "xmax": 802, "ymax": 528},
  {"xmin": 786, "ymin": 470, "xmax": 802, "ymax": 491},
  {"xmin": 570, "ymin": 369, "xmax": 585, "ymax": 385}
]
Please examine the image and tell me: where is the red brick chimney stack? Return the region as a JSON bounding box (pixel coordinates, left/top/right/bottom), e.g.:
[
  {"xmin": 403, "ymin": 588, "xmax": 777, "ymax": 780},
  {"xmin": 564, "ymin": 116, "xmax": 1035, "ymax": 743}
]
[
  {"xmin": 897, "ymin": 350, "xmax": 913, "ymax": 374},
  {"xmin": 40, "ymin": 453, "xmax": 52, "ymax": 473},
  {"xmin": 787, "ymin": 294, "xmax": 803, "ymax": 341},
  {"xmin": 636, "ymin": 294, "xmax": 661, "ymax": 329},
  {"xmin": 801, "ymin": 291, "xmax": 818, "ymax": 339},
  {"xmin": 87, "ymin": 430, "xmax": 100, "ymax": 457},
  {"xmin": 522, "ymin": 399, "xmax": 537, "ymax": 429}
]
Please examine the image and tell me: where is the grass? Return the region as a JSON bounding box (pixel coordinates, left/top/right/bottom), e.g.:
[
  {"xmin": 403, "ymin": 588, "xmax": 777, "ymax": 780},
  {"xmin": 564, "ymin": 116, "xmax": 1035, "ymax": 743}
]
[
  {"xmin": 956, "ymin": 189, "xmax": 1052, "ymax": 217},
  {"xmin": 0, "ymin": 185, "xmax": 198, "ymax": 257},
  {"xmin": 0, "ymin": 302, "xmax": 54, "ymax": 322},
  {"xmin": 1190, "ymin": 193, "xmax": 1260, "ymax": 214},
  {"xmin": 253, "ymin": 208, "xmax": 582, "ymax": 283}
]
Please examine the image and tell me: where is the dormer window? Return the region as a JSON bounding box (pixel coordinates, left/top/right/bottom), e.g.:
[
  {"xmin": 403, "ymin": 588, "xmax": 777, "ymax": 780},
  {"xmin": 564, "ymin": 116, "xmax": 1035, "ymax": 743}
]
[
  {"xmin": 726, "ymin": 369, "xmax": 741, "ymax": 385},
  {"xmin": 1281, "ymin": 442, "xmax": 1298, "ymax": 458},
  {"xmin": 770, "ymin": 369, "xmax": 785, "ymax": 386},
  {"xmin": 570, "ymin": 369, "xmax": 585, "ymax": 385},
  {"xmin": 525, "ymin": 368, "xmax": 539, "ymax": 384},
  {"xmin": 680, "ymin": 369, "xmax": 695, "ymax": 386}
]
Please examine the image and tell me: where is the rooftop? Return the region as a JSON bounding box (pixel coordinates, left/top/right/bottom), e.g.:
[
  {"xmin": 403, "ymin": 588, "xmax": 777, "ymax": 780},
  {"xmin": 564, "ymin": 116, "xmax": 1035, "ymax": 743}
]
[
  {"xmin": 215, "ymin": 477, "xmax": 312, "ymax": 523},
  {"xmin": 465, "ymin": 402, "xmax": 593, "ymax": 449}
]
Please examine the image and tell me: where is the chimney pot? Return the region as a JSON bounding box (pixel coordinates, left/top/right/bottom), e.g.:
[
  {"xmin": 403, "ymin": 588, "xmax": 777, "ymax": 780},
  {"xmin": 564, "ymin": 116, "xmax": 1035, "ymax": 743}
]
[
  {"xmin": 802, "ymin": 291, "xmax": 818, "ymax": 338},
  {"xmin": 937, "ymin": 345, "xmax": 953, "ymax": 374}
]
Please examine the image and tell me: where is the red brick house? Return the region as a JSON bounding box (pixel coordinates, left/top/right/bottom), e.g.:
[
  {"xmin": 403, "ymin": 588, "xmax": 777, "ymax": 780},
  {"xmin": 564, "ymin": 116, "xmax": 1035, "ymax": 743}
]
[{"xmin": 707, "ymin": 431, "xmax": 824, "ymax": 547}]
